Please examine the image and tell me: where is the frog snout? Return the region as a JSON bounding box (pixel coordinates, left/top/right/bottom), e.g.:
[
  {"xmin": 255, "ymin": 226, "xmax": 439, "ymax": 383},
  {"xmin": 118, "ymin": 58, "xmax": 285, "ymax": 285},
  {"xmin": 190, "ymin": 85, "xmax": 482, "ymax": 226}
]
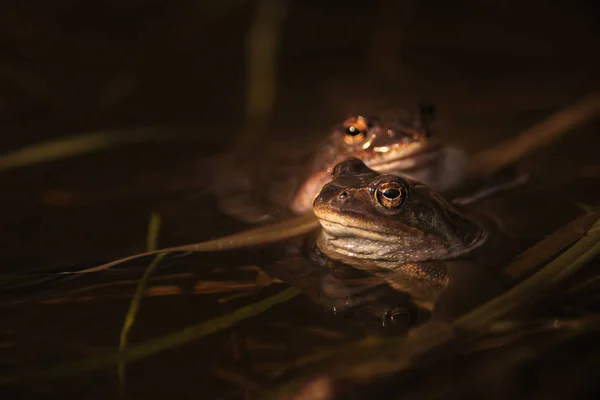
[
  {"xmin": 313, "ymin": 185, "xmax": 353, "ymax": 210},
  {"xmin": 330, "ymin": 189, "xmax": 355, "ymax": 208}
]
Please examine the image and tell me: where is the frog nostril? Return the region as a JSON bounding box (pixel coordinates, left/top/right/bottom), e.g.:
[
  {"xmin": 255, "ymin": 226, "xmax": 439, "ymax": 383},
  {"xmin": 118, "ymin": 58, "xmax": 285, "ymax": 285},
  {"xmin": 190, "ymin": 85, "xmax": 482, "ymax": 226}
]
[{"xmin": 339, "ymin": 191, "xmax": 349, "ymax": 199}]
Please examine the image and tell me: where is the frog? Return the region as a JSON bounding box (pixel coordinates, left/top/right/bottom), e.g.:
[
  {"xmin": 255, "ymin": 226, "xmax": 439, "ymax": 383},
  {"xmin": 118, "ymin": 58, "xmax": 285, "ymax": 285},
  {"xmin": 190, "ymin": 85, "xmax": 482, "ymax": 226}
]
[
  {"xmin": 215, "ymin": 101, "xmax": 471, "ymax": 224},
  {"xmin": 310, "ymin": 157, "xmax": 516, "ymax": 321}
]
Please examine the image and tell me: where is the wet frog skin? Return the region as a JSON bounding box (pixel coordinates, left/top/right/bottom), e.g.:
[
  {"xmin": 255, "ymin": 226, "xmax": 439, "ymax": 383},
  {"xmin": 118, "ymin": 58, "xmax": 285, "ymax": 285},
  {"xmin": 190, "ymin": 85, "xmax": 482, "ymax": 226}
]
[
  {"xmin": 216, "ymin": 102, "xmax": 468, "ymax": 223},
  {"xmin": 289, "ymin": 102, "xmax": 467, "ymax": 214},
  {"xmin": 312, "ymin": 158, "xmax": 511, "ymax": 320}
]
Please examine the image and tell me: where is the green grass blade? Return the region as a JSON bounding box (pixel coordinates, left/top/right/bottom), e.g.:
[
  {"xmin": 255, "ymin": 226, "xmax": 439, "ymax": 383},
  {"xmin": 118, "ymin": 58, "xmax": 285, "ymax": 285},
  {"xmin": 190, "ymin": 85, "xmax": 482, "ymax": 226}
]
[
  {"xmin": 118, "ymin": 212, "xmax": 164, "ymax": 392},
  {"xmin": 145, "ymin": 212, "xmax": 161, "ymax": 252},
  {"xmin": 0, "ymin": 287, "xmax": 300, "ymax": 386},
  {"xmin": 0, "ymin": 130, "xmax": 165, "ymax": 171},
  {"xmin": 117, "ymin": 252, "xmax": 167, "ymax": 394},
  {"xmin": 267, "ymin": 213, "xmax": 600, "ymax": 398},
  {"xmin": 63, "ymin": 213, "xmax": 320, "ymax": 274}
]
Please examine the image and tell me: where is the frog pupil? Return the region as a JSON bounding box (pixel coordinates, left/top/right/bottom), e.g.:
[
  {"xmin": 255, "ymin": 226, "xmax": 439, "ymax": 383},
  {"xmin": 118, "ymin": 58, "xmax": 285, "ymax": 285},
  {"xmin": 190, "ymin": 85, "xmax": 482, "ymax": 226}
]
[
  {"xmin": 382, "ymin": 188, "xmax": 400, "ymax": 199},
  {"xmin": 346, "ymin": 126, "xmax": 362, "ymax": 136}
]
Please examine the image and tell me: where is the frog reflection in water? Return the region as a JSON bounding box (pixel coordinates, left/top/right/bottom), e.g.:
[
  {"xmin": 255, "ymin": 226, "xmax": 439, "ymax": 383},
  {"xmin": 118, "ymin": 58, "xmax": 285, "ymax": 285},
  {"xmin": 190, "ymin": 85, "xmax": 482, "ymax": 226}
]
[
  {"xmin": 311, "ymin": 158, "xmax": 512, "ymax": 320},
  {"xmin": 217, "ymin": 102, "xmax": 469, "ymax": 223}
]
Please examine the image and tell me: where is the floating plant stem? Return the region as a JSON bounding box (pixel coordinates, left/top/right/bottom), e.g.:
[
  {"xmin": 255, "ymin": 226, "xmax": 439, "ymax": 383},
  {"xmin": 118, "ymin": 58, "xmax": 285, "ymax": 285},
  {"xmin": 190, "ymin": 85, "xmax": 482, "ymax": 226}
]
[
  {"xmin": 456, "ymin": 216, "xmax": 600, "ymax": 330},
  {"xmin": 471, "ymin": 91, "xmax": 600, "ymax": 175},
  {"xmin": 62, "ymin": 212, "xmax": 320, "ymax": 274},
  {"xmin": 504, "ymin": 206, "xmax": 600, "ymax": 278},
  {"xmin": 268, "ymin": 212, "xmax": 600, "ymax": 399}
]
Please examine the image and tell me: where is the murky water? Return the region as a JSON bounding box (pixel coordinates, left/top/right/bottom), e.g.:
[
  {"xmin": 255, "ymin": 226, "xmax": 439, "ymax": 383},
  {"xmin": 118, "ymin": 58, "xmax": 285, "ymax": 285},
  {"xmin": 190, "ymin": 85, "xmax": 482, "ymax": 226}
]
[{"xmin": 1, "ymin": 122, "xmax": 598, "ymax": 399}]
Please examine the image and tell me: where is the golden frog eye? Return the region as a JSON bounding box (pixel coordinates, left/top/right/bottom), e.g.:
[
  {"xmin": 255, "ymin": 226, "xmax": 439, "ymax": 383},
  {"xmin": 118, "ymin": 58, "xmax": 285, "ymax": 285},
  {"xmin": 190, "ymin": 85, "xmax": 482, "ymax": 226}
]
[
  {"xmin": 342, "ymin": 116, "xmax": 369, "ymax": 145},
  {"xmin": 375, "ymin": 181, "xmax": 406, "ymax": 210}
]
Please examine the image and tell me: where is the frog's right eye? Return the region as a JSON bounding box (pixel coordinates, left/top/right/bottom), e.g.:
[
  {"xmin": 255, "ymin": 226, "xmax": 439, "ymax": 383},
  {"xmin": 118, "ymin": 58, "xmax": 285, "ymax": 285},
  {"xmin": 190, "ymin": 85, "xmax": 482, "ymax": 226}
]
[
  {"xmin": 375, "ymin": 180, "xmax": 406, "ymax": 210},
  {"xmin": 342, "ymin": 116, "xmax": 369, "ymax": 144}
]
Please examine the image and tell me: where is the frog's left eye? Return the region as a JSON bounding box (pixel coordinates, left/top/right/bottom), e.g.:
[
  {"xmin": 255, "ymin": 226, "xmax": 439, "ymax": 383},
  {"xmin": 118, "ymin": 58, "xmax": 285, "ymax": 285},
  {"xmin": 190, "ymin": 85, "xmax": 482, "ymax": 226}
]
[
  {"xmin": 342, "ymin": 116, "xmax": 369, "ymax": 145},
  {"xmin": 375, "ymin": 181, "xmax": 406, "ymax": 210}
]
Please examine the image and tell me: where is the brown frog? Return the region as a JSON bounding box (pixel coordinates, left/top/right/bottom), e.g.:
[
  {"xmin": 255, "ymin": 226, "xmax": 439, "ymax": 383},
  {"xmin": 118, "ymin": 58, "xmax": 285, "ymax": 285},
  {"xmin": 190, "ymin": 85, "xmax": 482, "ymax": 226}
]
[
  {"xmin": 311, "ymin": 157, "xmax": 514, "ymax": 321},
  {"xmin": 289, "ymin": 103, "xmax": 468, "ymax": 214},
  {"xmin": 216, "ymin": 102, "xmax": 469, "ymax": 223}
]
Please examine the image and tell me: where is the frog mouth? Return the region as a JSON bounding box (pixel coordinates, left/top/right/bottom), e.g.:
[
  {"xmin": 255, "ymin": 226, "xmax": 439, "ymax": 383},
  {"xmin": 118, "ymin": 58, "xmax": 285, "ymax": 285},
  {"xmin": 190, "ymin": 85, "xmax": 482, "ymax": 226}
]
[
  {"xmin": 315, "ymin": 212, "xmax": 489, "ymax": 260},
  {"xmin": 316, "ymin": 220, "xmax": 396, "ymax": 261},
  {"xmin": 315, "ymin": 215, "xmax": 401, "ymax": 243},
  {"xmin": 366, "ymin": 143, "xmax": 442, "ymax": 171}
]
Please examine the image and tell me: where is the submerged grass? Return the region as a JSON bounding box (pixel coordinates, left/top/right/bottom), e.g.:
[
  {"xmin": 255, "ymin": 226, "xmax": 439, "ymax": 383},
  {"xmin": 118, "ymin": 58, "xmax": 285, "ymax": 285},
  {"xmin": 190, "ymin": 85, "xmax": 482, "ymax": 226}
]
[
  {"xmin": 237, "ymin": 0, "xmax": 290, "ymax": 150},
  {"xmin": 118, "ymin": 253, "xmax": 167, "ymax": 393},
  {"xmin": 0, "ymin": 129, "xmax": 168, "ymax": 171},
  {"xmin": 268, "ymin": 212, "xmax": 600, "ymax": 398},
  {"xmin": 118, "ymin": 213, "xmax": 164, "ymax": 393},
  {"xmin": 456, "ymin": 215, "xmax": 600, "ymax": 330},
  {"xmin": 0, "ymin": 287, "xmax": 300, "ymax": 386},
  {"xmin": 145, "ymin": 212, "xmax": 161, "ymax": 252}
]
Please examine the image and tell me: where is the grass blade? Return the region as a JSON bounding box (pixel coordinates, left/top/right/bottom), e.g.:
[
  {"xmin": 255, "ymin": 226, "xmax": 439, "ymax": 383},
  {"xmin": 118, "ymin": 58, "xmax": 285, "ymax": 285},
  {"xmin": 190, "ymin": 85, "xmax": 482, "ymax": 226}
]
[
  {"xmin": 0, "ymin": 130, "xmax": 167, "ymax": 171},
  {"xmin": 0, "ymin": 287, "xmax": 300, "ymax": 386},
  {"xmin": 117, "ymin": 253, "xmax": 166, "ymax": 393},
  {"xmin": 471, "ymin": 91, "xmax": 600, "ymax": 175},
  {"xmin": 62, "ymin": 213, "xmax": 319, "ymax": 274},
  {"xmin": 118, "ymin": 212, "xmax": 164, "ymax": 392},
  {"xmin": 268, "ymin": 213, "xmax": 600, "ymax": 398}
]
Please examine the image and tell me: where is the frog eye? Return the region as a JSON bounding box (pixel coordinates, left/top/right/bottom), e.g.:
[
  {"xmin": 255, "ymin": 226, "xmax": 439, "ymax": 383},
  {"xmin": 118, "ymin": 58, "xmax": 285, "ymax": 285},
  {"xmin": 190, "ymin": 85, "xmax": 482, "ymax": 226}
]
[
  {"xmin": 375, "ymin": 181, "xmax": 406, "ymax": 210},
  {"xmin": 345, "ymin": 125, "xmax": 364, "ymax": 137},
  {"xmin": 342, "ymin": 116, "xmax": 369, "ymax": 145}
]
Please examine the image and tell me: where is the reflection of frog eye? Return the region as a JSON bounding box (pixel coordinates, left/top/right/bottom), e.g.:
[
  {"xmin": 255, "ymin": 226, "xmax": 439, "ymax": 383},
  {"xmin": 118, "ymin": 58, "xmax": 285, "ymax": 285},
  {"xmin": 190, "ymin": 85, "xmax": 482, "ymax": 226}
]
[
  {"xmin": 342, "ymin": 116, "xmax": 368, "ymax": 144},
  {"xmin": 375, "ymin": 181, "xmax": 406, "ymax": 210}
]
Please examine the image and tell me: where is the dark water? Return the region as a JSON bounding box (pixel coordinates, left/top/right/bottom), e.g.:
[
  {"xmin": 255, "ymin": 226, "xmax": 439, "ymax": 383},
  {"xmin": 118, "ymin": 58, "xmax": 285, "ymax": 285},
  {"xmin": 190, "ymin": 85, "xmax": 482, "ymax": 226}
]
[{"xmin": 0, "ymin": 1, "xmax": 599, "ymax": 399}]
